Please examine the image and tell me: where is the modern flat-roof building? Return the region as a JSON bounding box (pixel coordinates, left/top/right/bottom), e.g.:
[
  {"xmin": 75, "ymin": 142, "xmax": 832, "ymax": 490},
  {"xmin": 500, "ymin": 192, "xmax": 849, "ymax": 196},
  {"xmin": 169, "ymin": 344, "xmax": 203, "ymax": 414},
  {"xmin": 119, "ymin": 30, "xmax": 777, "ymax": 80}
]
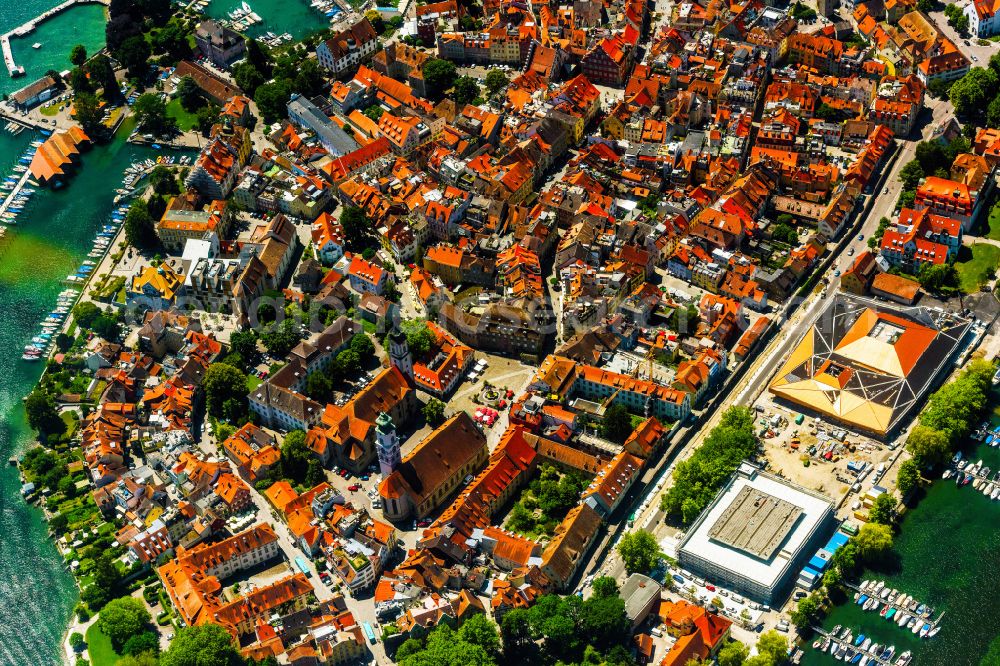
[
  {"xmin": 769, "ymin": 293, "xmax": 971, "ymax": 436},
  {"xmin": 677, "ymin": 464, "xmax": 835, "ymax": 606}
]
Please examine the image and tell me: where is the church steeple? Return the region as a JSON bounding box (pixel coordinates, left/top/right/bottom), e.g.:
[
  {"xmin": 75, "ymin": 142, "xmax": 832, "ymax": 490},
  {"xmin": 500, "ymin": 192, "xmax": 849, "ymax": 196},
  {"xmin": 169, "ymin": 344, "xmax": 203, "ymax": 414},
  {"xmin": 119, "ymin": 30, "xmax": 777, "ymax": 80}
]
[
  {"xmin": 388, "ymin": 321, "xmax": 413, "ymax": 381},
  {"xmin": 375, "ymin": 411, "xmax": 401, "ymax": 477}
]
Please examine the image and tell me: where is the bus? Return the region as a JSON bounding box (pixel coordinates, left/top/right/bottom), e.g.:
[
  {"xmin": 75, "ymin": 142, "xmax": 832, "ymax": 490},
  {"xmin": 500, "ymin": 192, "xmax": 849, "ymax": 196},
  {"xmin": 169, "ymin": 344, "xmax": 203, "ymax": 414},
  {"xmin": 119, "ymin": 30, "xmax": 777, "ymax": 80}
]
[
  {"xmin": 294, "ymin": 556, "xmax": 311, "ymax": 578},
  {"xmin": 362, "ymin": 622, "xmax": 377, "ymax": 644}
]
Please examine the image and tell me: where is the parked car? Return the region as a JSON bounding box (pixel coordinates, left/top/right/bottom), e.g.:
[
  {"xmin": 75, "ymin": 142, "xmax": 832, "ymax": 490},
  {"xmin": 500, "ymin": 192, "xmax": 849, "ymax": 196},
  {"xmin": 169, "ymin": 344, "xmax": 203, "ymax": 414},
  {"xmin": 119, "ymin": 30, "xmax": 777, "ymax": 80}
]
[
  {"xmin": 348, "ymin": 484, "xmax": 360, "ymax": 491},
  {"xmin": 417, "ymin": 519, "xmax": 431, "ymax": 527}
]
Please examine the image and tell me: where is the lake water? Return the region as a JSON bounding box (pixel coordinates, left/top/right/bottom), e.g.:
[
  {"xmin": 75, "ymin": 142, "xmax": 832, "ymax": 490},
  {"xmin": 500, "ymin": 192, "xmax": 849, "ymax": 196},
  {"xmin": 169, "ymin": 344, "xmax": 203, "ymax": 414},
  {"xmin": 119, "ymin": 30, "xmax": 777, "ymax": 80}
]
[
  {"xmin": 202, "ymin": 0, "xmax": 329, "ymax": 41},
  {"xmin": 802, "ymin": 407, "xmax": 1000, "ymax": 666}
]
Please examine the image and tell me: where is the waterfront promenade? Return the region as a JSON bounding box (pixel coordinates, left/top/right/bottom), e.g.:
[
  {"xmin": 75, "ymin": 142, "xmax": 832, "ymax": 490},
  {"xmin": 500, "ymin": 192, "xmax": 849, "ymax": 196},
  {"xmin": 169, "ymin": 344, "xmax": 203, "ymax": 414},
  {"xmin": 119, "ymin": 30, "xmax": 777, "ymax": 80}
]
[{"xmin": 2, "ymin": 0, "xmax": 109, "ymax": 77}]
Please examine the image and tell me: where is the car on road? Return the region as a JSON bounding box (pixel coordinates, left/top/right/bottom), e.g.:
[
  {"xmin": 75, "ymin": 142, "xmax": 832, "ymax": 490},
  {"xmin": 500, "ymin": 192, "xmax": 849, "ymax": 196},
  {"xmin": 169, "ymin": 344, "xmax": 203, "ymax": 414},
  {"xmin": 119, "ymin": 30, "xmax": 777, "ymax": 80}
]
[
  {"xmin": 847, "ymin": 247, "xmax": 854, "ymax": 256},
  {"xmin": 417, "ymin": 519, "xmax": 431, "ymax": 527},
  {"xmin": 348, "ymin": 484, "xmax": 360, "ymax": 491},
  {"xmin": 973, "ymin": 55, "xmax": 979, "ymax": 61},
  {"xmin": 834, "ymin": 269, "xmax": 841, "ymax": 277},
  {"xmin": 857, "ymin": 233, "xmax": 864, "ymax": 241},
  {"xmin": 706, "ymin": 584, "xmax": 716, "ymax": 591},
  {"xmin": 672, "ymin": 574, "xmax": 685, "ymax": 585},
  {"xmin": 338, "ymin": 469, "xmax": 349, "ymax": 478},
  {"xmin": 793, "ymin": 590, "xmax": 807, "ymax": 600}
]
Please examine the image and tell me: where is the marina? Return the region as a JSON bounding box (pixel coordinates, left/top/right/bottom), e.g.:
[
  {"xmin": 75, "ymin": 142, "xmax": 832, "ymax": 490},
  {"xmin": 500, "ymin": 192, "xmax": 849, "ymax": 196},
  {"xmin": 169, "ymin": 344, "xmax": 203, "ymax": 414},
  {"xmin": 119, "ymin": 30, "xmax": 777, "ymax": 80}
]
[
  {"xmin": 1, "ymin": 0, "xmax": 109, "ymax": 77},
  {"xmin": 810, "ymin": 626, "xmax": 912, "ymax": 666},
  {"xmin": 803, "ymin": 409, "xmax": 1000, "ymax": 665},
  {"xmin": 847, "ymin": 580, "xmax": 944, "ymax": 638}
]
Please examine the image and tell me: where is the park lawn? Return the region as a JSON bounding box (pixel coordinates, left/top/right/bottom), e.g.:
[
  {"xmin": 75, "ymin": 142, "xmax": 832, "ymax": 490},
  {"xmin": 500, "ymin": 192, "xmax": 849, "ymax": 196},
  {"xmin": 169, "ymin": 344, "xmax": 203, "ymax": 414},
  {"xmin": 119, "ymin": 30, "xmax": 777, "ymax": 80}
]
[
  {"xmin": 987, "ymin": 201, "xmax": 1000, "ymax": 241},
  {"xmin": 956, "ymin": 243, "xmax": 1000, "ymax": 293},
  {"xmin": 165, "ymin": 98, "xmax": 199, "ymax": 132},
  {"xmin": 85, "ymin": 623, "xmax": 120, "ymax": 666}
]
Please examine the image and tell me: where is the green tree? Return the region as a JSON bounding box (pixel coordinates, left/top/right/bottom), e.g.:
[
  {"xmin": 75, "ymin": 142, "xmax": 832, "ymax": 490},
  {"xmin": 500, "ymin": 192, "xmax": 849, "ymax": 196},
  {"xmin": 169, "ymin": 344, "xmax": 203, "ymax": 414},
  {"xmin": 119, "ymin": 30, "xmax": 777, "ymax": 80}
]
[
  {"xmin": 203, "ymin": 363, "xmax": 248, "ymax": 420},
  {"xmin": 159, "ymin": 623, "xmax": 245, "ymax": 666},
  {"xmin": 457, "ymin": 614, "xmax": 502, "ymax": 661},
  {"xmin": 350, "ymin": 332, "xmax": 375, "ymax": 357},
  {"xmin": 280, "ymin": 430, "xmax": 314, "ymax": 484},
  {"xmin": 423, "ymin": 59, "xmax": 457, "ymax": 100},
  {"xmin": 195, "ymin": 104, "xmax": 220, "ymax": 133},
  {"xmin": 339, "ymin": 206, "xmax": 374, "ymax": 250},
  {"xmin": 896, "ymin": 459, "xmax": 920, "ymax": 495},
  {"xmin": 74, "ymin": 302, "xmax": 99, "ymax": 329},
  {"xmin": 175, "ymin": 75, "xmax": 203, "ymax": 112},
  {"xmin": 949, "ymin": 67, "xmax": 999, "ymax": 117},
  {"xmin": 422, "ymin": 398, "xmax": 447, "ymax": 426},
  {"xmin": 116, "ymin": 34, "xmax": 152, "ymax": 79},
  {"xmin": 233, "ymin": 62, "xmax": 266, "ymax": 98},
  {"xmin": 363, "ymin": 104, "xmax": 384, "ymax": 121},
  {"xmin": 917, "ymin": 262, "xmax": 958, "ymax": 292},
  {"xmin": 485, "ymin": 69, "xmax": 509, "ymax": 96},
  {"xmin": 988, "ymin": 94, "xmax": 1000, "ymax": 129},
  {"xmin": 616, "ymin": 529, "xmax": 662, "ymax": 574},
  {"xmin": 70, "ymin": 44, "xmax": 88, "ymax": 66},
  {"xmin": 600, "ymin": 403, "xmax": 633, "ymax": 443},
  {"xmin": 591, "ymin": 576, "xmax": 619, "ymax": 598},
  {"xmin": 87, "ymin": 55, "xmax": 117, "ymax": 95},
  {"xmin": 294, "ymin": 59, "xmax": 326, "ymax": 98},
  {"xmin": 229, "ymin": 329, "xmax": 260, "ymax": 367},
  {"xmin": 789, "ymin": 594, "xmax": 821, "ymax": 630},
  {"xmin": 25, "ymin": 391, "xmax": 65, "ymax": 437},
  {"xmin": 898, "ymin": 159, "xmax": 925, "ymax": 190},
  {"xmin": 151, "ymin": 18, "xmax": 192, "ymax": 64},
  {"xmin": 305, "ymin": 371, "xmax": 332, "ymax": 402},
  {"xmin": 756, "ymin": 630, "xmax": 788, "ymax": 665},
  {"xmin": 254, "ymin": 80, "xmax": 293, "ymax": 124},
  {"xmin": 69, "ymin": 67, "xmax": 92, "ymax": 94},
  {"xmin": 133, "ymin": 93, "xmax": 176, "ymax": 136},
  {"xmin": 500, "ymin": 608, "xmax": 534, "ymax": 661},
  {"xmin": 149, "ymin": 165, "xmax": 179, "ymax": 195},
  {"xmin": 260, "ymin": 318, "xmax": 301, "ymax": 358},
  {"xmin": 116, "ymin": 653, "xmax": 160, "ymax": 666},
  {"xmin": 121, "ymin": 630, "xmax": 159, "ymax": 656},
  {"xmin": 98, "ymin": 597, "xmax": 151, "ymax": 651},
  {"xmin": 717, "ymin": 641, "xmax": 750, "ymax": 666},
  {"xmin": 453, "ymin": 76, "xmax": 480, "ymax": 106},
  {"xmin": 855, "ymin": 522, "xmax": 894, "ymax": 562},
  {"xmin": 868, "ymin": 492, "xmax": 897, "ymax": 525},
  {"xmin": 73, "ymin": 91, "xmax": 104, "ymax": 135},
  {"xmin": 905, "ymin": 425, "xmax": 951, "ymax": 467},
  {"xmin": 124, "ymin": 199, "xmax": 157, "ymax": 249}
]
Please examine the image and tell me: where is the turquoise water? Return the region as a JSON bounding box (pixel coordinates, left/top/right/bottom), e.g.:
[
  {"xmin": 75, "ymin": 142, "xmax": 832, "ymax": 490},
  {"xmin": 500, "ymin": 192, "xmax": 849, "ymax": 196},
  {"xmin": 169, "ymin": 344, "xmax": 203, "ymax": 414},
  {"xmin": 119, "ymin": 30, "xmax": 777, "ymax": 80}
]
[
  {"xmin": 803, "ymin": 413, "xmax": 1000, "ymax": 666},
  {"xmin": 0, "ymin": 5, "xmax": 189, "ymax": 662},
  {"xmin": 203, "ymin": 0, "xmax": 328, "ymax": 41},
  {"xmin": 1, "ymin": 3, "xmax": 107, "ymax": 97},
  {"xmin": 0, "ymin": 126, "xmax": 181, "ymax": 665}
]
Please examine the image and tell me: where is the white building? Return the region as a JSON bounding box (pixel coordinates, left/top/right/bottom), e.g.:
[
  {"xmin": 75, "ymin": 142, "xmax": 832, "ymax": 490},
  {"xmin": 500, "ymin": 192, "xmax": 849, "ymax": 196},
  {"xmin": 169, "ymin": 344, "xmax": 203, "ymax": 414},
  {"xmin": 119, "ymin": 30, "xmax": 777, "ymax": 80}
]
[{"xmin": 677, "ymin": 464, "xmax": 835, "ymax": 605}]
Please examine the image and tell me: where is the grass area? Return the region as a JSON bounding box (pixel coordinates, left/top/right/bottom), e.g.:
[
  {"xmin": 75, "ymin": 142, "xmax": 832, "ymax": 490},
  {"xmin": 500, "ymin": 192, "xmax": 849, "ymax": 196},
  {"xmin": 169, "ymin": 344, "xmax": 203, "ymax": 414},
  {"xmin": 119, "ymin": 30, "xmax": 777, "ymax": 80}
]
[
  {"xmin": 986, "ymin": 200, "xmax": 1000, "ymax": 241},
  {"xmin": 361, "ymin": 319, "xmax": 376, "ymax": 334},
  {"xmin": 165, "ymin": 98, "xmax": 199, "ymax": 132},
  {"xmin": 956, "ymin": 243, "xmax": 1000, "ymax": 293},
  {"xmin": 85, "ymin": 623, "xmax": 120, "ymax": 666},
  {"xmin": 247, "ymin": 375, "xmax": 263, "ymax": 391},
  {"xmin": 39, "ymin": 103, "xmax": 60, "ymax": 117}
]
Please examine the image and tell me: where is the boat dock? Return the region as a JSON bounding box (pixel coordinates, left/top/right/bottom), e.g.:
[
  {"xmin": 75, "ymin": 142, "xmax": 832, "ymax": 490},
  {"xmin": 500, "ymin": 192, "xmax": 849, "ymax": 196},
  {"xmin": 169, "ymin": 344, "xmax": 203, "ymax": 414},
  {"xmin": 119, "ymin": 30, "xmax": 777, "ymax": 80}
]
[
  {"xmin": 809, "ymin": 627, "xmax": 907, "ymax": 666},
  {"xmin": 0, "ymin": 168, "xmax": 33, "ymax": 217},
  {"xmin": 2, "ymin": 0, "xmax": 110, "ymax": 78},
  {"xmin": 844, "ymin": 581, "xmax": 945, "ymax": 631}
]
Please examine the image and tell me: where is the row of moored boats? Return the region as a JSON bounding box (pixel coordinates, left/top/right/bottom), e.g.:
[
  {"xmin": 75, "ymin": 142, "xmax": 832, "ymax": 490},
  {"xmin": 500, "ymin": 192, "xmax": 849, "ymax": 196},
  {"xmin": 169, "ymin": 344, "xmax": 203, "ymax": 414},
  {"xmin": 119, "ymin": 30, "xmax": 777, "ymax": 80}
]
[
  {"xmin": 1, "ymin": 140, "xmax": 43, "ymax": 225},
  {"xmin": 814, "ymin": 626, "xmax": 912, "ymax": 665},
  {"xmin": 854, "ymin": 580, "xmax": 939, "ymax": 638},
  {"xmin": 23, "ymin": 289, "xmax": 79, "ymax": 361},
  {"xmin": 944, "ymin": 452, "xmax": 1000, "ymax": 499}
]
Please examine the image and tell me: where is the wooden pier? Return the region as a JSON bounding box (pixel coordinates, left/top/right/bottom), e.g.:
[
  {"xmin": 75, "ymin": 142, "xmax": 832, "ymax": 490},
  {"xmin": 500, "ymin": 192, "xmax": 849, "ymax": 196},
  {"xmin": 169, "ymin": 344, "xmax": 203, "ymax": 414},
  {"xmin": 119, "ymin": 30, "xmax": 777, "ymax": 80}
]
[{"xmin": 2, "ymin": 0, "xmax": 109, "ymax": 78}]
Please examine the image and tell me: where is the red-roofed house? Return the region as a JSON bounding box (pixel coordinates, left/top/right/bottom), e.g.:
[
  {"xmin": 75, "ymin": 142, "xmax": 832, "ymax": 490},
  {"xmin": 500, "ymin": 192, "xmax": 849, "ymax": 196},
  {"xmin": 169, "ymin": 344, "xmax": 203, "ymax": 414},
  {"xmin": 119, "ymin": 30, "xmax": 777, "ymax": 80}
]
[{"xmin": 347, "ymin": 255, "xmax": 388, "ymax": 295}]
